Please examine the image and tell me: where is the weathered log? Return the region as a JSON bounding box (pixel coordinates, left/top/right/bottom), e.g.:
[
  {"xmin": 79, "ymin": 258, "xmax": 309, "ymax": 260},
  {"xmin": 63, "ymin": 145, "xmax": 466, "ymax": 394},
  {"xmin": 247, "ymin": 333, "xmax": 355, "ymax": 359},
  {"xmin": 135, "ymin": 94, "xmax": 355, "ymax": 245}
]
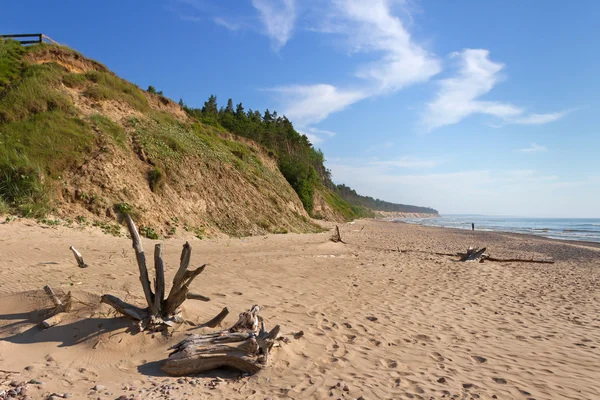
[
  {"xmin": 153, "ymin": 244, "xmax": 165, "ymax": 314},
  {"xmin": 187, "ymin": 293, "xmax": 210, "ymax": 302},
  {"xmin": 125, "ymin": 215, "xmax": 156, "ymax": 315},
  {"xmin": 100, "ymin": 294, "xmax": 148, "ymax": 321},
  {"xmin": 162, "ymin": 305, "xmax": 282, "ymax": 376},
  {"xmin": 40, "ymin": 312, "xmax": 64, "ymax": 329},
  {"xmin": 162, "ymin": 352, "xmax": 262, "ymax": 376},
  {"xmin": 69, "ymin": 246, "xmax": 88, "ymax": 268}
]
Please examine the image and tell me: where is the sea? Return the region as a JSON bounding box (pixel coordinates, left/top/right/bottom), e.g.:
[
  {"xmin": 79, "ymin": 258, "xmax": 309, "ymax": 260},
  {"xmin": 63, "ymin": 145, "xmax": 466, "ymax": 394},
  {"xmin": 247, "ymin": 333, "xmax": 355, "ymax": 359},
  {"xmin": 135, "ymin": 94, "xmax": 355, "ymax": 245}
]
[{"xmin": 397, "ymin": 215, "xmax": 600, "ymax": 243}]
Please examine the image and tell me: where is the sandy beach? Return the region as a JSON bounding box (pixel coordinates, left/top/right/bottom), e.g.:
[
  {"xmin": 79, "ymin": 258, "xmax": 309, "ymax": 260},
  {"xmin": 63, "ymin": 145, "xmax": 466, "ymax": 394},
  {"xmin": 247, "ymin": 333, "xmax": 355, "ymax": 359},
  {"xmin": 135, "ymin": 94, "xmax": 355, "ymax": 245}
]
[{"xmin": 1, "ymin": 219, "xmax": 599, "ymax": 400}]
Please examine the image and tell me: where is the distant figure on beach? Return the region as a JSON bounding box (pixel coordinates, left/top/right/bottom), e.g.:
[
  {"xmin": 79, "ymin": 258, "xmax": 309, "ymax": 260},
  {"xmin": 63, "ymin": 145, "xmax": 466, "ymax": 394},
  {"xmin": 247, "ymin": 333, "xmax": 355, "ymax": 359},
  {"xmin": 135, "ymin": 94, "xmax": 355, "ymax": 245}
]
[{"xmin": 472, "ymin": 223, "xmax": 475, "ymax": 231}]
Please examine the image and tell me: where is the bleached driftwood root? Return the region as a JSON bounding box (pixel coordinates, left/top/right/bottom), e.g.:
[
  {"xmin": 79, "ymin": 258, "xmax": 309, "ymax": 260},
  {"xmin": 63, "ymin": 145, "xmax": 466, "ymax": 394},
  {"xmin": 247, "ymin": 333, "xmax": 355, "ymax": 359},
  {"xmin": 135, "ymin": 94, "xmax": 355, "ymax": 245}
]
[
  {"xmin": 69, "ymin": 246, "xmax": 88, "ymax": 268},
  {"xmin": 330, "ymin": 225, "xmax": 346, "ymax": 244},
  {"xmin": 40, "ymin": 285, "xmax": 72, "ymax": 329},
  {"xmin": 162, "ymin": 305, "xmax": 282, "ymax": 376},
  {"xmin": 99, "ymin": 215, "xmax": 208, "ymax": 331}
]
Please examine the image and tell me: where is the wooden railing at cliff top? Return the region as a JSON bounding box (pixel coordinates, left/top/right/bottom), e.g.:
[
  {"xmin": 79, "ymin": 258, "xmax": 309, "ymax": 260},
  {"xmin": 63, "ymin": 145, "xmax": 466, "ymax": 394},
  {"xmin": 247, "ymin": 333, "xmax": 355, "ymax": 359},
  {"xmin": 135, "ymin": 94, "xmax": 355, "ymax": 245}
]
[{"xmin": 0, "ymin": 33, "xmax": 61, "ymax": 45}]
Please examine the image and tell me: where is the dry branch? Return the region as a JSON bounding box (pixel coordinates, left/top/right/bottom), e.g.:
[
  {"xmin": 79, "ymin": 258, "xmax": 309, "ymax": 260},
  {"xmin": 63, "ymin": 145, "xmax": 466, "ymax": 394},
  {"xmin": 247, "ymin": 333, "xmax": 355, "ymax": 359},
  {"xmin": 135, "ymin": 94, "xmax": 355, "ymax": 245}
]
[
  {"xmin": 199, "ymin": 307, "xmax": 229, "ymax": 328},
  {"xmin": 69, "ymin": 246, "xmax": 88, "ymax": 268}
]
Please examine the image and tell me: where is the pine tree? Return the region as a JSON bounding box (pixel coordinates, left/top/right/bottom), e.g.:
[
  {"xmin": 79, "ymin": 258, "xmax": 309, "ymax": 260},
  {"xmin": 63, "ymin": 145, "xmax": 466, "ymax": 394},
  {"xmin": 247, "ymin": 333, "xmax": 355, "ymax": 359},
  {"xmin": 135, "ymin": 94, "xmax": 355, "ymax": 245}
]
[
  {"xmin": 202, "ymin": 95, "xmax": 218, "ymax": 116},
  {"xmin": 225, "ymin": 98, "xmax": 235, "ymax": 114},
  {"xmin": 235, "ymin": 102, "xmax": 245, "ymax": 118}
]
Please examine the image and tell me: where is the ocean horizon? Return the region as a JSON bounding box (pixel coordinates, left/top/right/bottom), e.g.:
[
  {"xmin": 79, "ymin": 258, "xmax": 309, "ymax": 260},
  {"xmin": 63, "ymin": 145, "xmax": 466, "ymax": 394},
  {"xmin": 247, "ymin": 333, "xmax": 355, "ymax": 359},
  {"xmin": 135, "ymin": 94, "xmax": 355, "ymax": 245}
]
[{"xmin": 397, "ymin": 215, "xmax": 600, "ymax": 243}]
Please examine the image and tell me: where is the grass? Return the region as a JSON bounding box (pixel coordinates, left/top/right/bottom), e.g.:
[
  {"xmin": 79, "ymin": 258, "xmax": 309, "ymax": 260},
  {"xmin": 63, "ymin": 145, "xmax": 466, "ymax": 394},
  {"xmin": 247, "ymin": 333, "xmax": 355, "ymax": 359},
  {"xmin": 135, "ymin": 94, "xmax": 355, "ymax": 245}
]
[
  {"xmin": 84, "ymin": 70, "xmax": 149, "ymax": 111},
  {"xmin": 0, "ymin": 63, "xmax": 71, "ymax": 123},
  {"xmin": 318, "ymin": 187, "xmax": 371, "ymax": 221},
  {"xmin": 89, "ymin": 113, "xmax": 127, "ymax": 148},
  {"xmin": 0, "ymin": 39, "xmax": 26, "ymax": 91}
]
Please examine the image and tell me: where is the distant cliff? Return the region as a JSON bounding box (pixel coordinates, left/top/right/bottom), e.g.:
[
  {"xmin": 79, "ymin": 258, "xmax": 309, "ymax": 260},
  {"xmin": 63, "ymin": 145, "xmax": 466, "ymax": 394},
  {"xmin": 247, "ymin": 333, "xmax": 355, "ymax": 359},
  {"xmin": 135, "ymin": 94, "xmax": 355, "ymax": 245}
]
[
  {"xmin": 334, "ymin": 184, "xmax": 439, "ymax": 216},
  {"xmin": 373, "ymin": 211, "xmax": 440, "ymax": 219}
]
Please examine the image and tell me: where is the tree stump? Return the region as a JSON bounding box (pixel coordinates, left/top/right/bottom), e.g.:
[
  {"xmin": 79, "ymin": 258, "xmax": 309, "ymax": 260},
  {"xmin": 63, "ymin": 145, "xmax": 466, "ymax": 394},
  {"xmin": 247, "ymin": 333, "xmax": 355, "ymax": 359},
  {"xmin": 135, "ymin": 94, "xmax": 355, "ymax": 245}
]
[
  {"xmin": 162, "ymin": 305, "xmax": 281, "ymax": 376},
  {"xmin": 100, "ymin": 215, "xmax": 209, "ymax": 330}
]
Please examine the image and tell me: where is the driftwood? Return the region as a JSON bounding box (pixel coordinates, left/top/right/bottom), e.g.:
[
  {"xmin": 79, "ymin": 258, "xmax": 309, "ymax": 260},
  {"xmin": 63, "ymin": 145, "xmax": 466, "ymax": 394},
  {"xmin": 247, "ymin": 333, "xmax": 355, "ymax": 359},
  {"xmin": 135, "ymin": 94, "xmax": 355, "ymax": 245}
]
[
  {"xmin": 162, "ymin": 305, "xmax": 281, "ymax": 376},
  {"xmin": 99, "ymin": 215, "xmax": 209, "ymax": 330},
  {"xmin": 69, "ymin": 246, "xmax": 88, "ymax": 268},
  {"xmin": 457, "ymin": 247, "xmax": 487, "ymax": 262},
  {"xmin": 330, "ymin": 225, "xmax": 346, "ymax": 244},
  {"xmin": 388, "ymin": 246, "xmax": 555, "ymax": 264},
  {"xmin": 40, "ymin": 285, "xmax": 72, "ymax": 329}
]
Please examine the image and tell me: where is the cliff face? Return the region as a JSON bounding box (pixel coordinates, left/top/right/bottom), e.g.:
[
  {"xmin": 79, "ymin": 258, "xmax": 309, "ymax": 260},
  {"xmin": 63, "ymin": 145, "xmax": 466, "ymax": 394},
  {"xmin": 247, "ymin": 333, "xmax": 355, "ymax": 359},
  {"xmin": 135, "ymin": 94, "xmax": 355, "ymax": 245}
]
[
  {"xmin": 0, "ymin": 42, "xmax": 321, "ymax": 237},
  {"xmin": 373, "ymin": 211, "xmax": 440, "ymax": 219}
]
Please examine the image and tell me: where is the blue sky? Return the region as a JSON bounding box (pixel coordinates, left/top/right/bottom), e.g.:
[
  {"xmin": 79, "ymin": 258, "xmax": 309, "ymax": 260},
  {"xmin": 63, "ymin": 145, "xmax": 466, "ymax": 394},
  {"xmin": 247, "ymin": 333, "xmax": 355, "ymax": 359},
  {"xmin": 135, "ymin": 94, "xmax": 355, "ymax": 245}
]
[{"xmin": 3, "ymin": 0, "xmax": 599, "ymax": 217}]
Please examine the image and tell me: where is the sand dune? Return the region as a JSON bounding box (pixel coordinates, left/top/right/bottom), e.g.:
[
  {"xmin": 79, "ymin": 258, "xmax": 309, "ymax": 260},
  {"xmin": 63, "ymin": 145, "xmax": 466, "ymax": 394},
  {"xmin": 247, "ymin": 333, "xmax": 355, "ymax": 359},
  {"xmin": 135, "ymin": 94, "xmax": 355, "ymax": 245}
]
[{"xmin": 1, "ymin": 219, "xmax": 599, "ymax": 399}]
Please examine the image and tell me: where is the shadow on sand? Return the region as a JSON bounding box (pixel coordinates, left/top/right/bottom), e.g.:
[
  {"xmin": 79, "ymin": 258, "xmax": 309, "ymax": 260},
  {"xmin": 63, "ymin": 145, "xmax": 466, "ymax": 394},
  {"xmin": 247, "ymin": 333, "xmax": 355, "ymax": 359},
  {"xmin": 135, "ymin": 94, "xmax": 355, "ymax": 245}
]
[{"xmin": 0, "ymin": 310, "xmax": 138, "ymax": 348}]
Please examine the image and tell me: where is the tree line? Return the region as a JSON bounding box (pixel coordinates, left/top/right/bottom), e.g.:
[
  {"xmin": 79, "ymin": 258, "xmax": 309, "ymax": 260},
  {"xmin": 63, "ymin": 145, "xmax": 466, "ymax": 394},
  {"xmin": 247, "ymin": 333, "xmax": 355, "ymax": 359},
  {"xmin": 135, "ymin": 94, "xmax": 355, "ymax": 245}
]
[{"xmin": 178, "ymin": 95, "xmax": 329, "ymax": 214}]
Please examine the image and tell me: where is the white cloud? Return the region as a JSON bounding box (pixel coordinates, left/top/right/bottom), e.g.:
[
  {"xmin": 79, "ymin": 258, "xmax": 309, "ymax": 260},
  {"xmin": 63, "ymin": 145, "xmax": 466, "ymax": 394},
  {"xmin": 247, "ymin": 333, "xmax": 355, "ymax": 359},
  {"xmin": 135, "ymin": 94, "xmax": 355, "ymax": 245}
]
[
  {"xmin": 271, "ymin": 84, "xmax": 367, "ymax": 126},
  {"xmin": 275, "ymin": 0, "xmax": 440, "ymax": 132},
  {"xmin": 423, "ymin": 49, "xmax": 572, "ymax": 130},
  {"xmin": 251, "ymin": 0, "xmax": 296, "ymax": 50},
  {"xmin": 519, "ymin": 143, "xmax": 548, "ymax": 153}
]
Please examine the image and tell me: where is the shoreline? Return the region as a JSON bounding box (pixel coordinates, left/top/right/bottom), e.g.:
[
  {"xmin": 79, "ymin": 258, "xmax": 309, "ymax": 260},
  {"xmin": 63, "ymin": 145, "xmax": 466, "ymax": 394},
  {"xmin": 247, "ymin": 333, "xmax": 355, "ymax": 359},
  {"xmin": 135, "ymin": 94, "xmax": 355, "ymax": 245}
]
[{"xmin": 391, "ymin": 218, "xmax": 600, "ymax": 247}]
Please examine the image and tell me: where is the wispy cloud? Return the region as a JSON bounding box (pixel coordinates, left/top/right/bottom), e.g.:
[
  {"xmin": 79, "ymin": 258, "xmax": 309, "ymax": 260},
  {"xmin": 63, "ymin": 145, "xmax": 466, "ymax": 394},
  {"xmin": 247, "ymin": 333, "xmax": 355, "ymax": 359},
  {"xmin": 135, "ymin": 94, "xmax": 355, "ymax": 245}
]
[
  {"xmin": 276, "ymin": 0, "xmax": 440, "ymax": 131},
  {"xmin": 518, "ymin": 143, "xmax": 548, "ymax": 153},
  {"xmin": 423, "ymin": 49, "xmax": 571, "ymax": 130},
  {"xmin": 371, "ymin": 156, "xmax": 440, "ymax": 169},
  {"xmin": 299, "ymin": 127, "xmax": 337, "ymax": 144},
  {"xmin": 251, "ymin": 0, "xmax": 296, "ymax": 50},
  {"xmin": 213, "ymin": 17, "xmax": 241, "ymax": 31},
  {"xmin": 515, "ymin": 110, "xmax": 573, "ymax": 125}
]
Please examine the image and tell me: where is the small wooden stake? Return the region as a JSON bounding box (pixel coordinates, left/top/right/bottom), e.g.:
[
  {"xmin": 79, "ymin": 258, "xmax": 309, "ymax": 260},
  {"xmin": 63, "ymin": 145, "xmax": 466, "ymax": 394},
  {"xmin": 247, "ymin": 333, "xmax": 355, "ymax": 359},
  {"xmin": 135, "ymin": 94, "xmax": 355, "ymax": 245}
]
[{"xmin": 69, "ymin": 246, "xmax": 88, "ymax": 268}]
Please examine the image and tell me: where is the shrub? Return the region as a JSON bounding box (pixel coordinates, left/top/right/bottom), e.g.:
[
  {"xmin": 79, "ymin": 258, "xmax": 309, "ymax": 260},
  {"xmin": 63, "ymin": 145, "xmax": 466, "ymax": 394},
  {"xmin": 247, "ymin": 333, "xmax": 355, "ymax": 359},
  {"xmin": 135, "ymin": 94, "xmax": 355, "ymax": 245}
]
[
  {"xmin": 140, "ymin": 225, "xmax": 159, "ymax": 239},
  {"xmin": 148, "ymin": 167, "xmax": 165, "ymax": 192}
]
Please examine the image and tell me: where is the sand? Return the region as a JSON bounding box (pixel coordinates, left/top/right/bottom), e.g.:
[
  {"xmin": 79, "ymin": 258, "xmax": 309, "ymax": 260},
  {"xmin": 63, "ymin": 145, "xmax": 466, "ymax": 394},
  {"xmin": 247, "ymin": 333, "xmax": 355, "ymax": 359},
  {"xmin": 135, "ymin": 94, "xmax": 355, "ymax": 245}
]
[{"xmin": 1, "ymin": 218, "xmax": 599, "ymax": 400}]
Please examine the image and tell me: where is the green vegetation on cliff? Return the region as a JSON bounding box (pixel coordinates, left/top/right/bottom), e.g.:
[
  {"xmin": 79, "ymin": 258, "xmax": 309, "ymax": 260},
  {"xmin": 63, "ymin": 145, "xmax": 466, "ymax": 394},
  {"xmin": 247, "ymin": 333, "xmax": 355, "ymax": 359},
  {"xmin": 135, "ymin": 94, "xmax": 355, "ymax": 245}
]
[{"xmin": 0, "ymin": 40, "xmax": 436, "ymax": 230}]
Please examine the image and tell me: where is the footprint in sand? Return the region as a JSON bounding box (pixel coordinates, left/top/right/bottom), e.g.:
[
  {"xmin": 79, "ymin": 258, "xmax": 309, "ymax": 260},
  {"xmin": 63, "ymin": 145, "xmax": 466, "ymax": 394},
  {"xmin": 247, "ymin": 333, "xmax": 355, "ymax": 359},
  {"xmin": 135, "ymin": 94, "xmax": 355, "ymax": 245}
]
[
  {"xmin": 471, "ymin": 355, "xmax": 487, "ymax": 363},
  {"xmin": 380, "ymin": 359, "xmax": 398, "ymax": 368}
]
